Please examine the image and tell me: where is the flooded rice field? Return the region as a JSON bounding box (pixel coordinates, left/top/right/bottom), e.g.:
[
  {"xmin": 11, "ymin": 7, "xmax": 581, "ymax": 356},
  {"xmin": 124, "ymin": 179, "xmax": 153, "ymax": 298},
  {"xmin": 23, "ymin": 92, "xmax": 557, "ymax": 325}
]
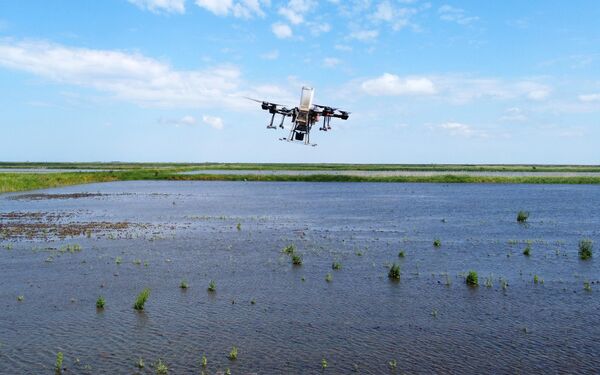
[{"xmin": 0, "ymin": 181, "xmax": 599, "ymax": 374}]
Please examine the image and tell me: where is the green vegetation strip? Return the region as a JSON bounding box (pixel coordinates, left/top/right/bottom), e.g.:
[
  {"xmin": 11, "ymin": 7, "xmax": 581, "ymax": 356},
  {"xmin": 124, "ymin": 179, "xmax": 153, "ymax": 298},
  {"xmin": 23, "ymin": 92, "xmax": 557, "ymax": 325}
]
[
  {"xmin": 2, "ymin": 162, "xmax": 600, "ymax": 172},
  {"xmin": 2, "ymin": 170, "xmax": 600, "ymax": 194}
]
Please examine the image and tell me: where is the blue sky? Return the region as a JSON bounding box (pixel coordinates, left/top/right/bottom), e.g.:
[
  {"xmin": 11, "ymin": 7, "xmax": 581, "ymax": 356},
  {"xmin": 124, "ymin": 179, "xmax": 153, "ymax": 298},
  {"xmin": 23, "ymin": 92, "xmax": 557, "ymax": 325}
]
[{"xmin": 1, "ymin": 0, "xmax": 599, "ymax": 163}]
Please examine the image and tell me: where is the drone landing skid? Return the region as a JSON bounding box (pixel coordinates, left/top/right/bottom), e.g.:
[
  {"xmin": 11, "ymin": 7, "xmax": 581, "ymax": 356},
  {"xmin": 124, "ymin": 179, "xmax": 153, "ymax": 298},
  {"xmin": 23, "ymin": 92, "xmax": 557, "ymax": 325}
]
[{"xmin": 279, "ymin": 137, "xmax": 317, "ymax": 147}]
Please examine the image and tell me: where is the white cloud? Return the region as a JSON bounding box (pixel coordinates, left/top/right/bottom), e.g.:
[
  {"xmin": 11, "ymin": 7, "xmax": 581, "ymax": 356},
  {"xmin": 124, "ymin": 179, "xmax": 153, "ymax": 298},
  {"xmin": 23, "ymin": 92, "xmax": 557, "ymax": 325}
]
[
  {"xmin": 371, "ymin": 1, "xmax": 419, "ymax": 30},
  {"xmin": 260, "ymin": 50, "xmax": 279, "ymax": 60},
  {"xmin": 160, "ymin": 115, "xmax": 197, "ymax": 126},
  {"xmin": 202, "ymin": 115, "xmax": 224, "ymax": 129},
  {"xmin": 128, "ymin": 0, "xmax": 186, "ymax": 14},
  {"xmin": 323, "ymin": 57, "xmax": 341, "ymax": 68},
  {"xmin": 334, "ymin": 44, "xmax": 352, "ymax": 52},
  {"xmin": 361, "ymin": 73, "xmax": 437, "ymax": 96},
  {"xmin": 195, "ymin": 0, "xmax": 266, "ymax": 18},
  {"xmin": 0, "ymin": 39, "xmax": 246, "ymax": 109},
  {"xmin": 272, "ymin": 22, "xmax": 293, "ymax": 38},
  {"xmin": 501, "ymin": 107, "xmax": 527, "ymax": 122},
  {"xmin": 438, "ymin": 5, "xmax": 479, "ymax": 25},
  {"xmin": 438, "ymin": 122, "xmax": 474, "ymax": 137},
  {"xmin": 278, "ymin": 0, "xmax": 316, "ymax": 25},
  {"xmin": 349, "ymin": 29, "xmax": 379, "ymax": 42},
  {"xmin": 578, "ymin": 93, "xmax": 600, "ymax": 102}
]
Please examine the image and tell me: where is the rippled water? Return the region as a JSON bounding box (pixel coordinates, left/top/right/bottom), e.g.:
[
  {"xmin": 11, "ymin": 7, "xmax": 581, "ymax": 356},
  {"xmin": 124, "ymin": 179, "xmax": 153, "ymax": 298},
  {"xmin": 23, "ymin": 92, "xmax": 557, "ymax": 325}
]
[{"xmin": 0, "ymin": 181, "xmax": 599, "ymax": 374}]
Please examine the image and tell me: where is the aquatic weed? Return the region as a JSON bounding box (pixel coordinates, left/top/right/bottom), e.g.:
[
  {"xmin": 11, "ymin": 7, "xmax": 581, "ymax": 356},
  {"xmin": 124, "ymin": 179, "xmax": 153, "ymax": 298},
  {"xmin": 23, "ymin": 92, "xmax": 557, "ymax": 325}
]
[
  {"xmin": 208, "ymin": 280, "xmax": 216, "ymax": 292},
  {"xmin": 517, "ymin": 211, "xmax": 529, "ymax": 223},
  {"xmin": 228, "ymin": 346, "xmax": 238, "ymax": 360},
  {"xmin": 282, "ymin": 244, "xmax": 296, "ymax": 255},
  {"xmin": 201, "ymin": 354, "xmax": 207, "ymax": 367},
  {"xmin": 325, "ymin": 273, "xmax": 333, "ymax": 282},
  {"xmin": 96, "ymin": 296, "xmax": 105, "ymax": 309},
  {"xmin": 389, "ymin": 359, "xmax": 397, "ymax": 369},
  {"xmin": 398, "ymin": 250, "xmax": 405, "ymax": 258},
  {"xmin": 388, "ymin": 263, "xmax": 401, "ymax": 280},
  {"xmin": 466, "ymin": 271, "xmax": 478, "ymax": 286},
  {"xmin": 579, "ymin": 239, "xmax": 593, "ymax": 260},
  {"xmin": 55, "ymin": 352, "xmax": 63, "ymax": 373},
  {"xmin": 133, "ymin": 288, "xmax": 150, "ymax": 310},
  {"xmin": 321, "ymin": 358, "xmax": 328, "ymax": 369},
  {"xmin": 331, "ymin": 261, "xmax": 341, "ymax": 270},
  {"xmin": 137, "ymin": 358, "xmax": 144, "ymax": 368},
  {"xmin": 155, "ymin": 359, "xmax": 168, "ymax": 374},
  {"xmin": 584, "ymin": 281, "xmax": 592, "ymax": 292},
  {"xmin": 523, "ymin": 244, "xmax": 531, "ymax": 256},
  {"xmin": 433, "ymin": 239, "xmax": 441, "ymax": 248},
  {"xmin": 17, "ymin": 295, "xmax": 24, "ymax": 302},
  {"xmin": 291, "ymin": 254, "xmax": 302, "ymax": 266},
  {"xmin": 180, "ymin": 280, "xmax": 189, "ymax": 289}
]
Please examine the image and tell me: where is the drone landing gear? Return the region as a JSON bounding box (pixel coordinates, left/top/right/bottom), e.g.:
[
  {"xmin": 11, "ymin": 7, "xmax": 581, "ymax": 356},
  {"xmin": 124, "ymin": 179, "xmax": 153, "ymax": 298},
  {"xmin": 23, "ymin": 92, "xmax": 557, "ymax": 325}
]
[{"xmin": 319, "ymin": 116, "xmax": 332, "ymax": 131}]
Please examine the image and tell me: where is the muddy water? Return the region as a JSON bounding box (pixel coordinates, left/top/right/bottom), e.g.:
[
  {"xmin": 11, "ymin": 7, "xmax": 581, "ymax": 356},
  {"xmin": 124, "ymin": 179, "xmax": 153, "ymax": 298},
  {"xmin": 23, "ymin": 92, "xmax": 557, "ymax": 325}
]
[{"xmin": 0, "ymin": 181, "xmax": 599, "ymax": 374}]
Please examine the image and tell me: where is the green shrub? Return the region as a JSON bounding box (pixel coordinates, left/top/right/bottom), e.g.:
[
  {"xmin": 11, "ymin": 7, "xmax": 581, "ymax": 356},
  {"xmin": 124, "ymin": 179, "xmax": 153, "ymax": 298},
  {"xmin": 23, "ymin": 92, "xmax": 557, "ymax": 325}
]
[
  {"xmin": 388, "ymin": 263, "xmax": 401, "ymax": 280},
  {"xmin": 579, "ymin": 239, "xmax": 593, "ymax": 260},
  {"xmin": 133, "ymin": 288, "xmax": 150, "ymax": 310},
  {"xmin": 517, "ymin": 211, "xmax": 529, "ymax": 223},
  {"xmin": 466, "ymin": 271, "xmax": 478, "ymax": 286}
]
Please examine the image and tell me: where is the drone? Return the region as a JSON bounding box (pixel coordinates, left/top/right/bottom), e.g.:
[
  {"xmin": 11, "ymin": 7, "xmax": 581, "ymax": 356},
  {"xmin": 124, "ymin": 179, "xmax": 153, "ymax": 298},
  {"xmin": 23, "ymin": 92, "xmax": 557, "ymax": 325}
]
[{"xmin": 247, "ymin": 87, "xmax": 349, "ymax": 146}]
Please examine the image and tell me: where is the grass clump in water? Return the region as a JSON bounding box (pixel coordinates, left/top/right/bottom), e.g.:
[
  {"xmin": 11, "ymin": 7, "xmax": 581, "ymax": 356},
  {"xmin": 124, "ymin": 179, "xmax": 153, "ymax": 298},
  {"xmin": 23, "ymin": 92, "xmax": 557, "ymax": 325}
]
[
  {"xmin": 228, "ymin": 346, "xmax": 238, "ymax": 360},
  {"xmin": 466, "ymin": 271, "xmax": 478, "ymax": 286},
  {"xmin": 291, "ymin": 254, "xmax": 302, "ymax": 266},
  {"xmin": 137, "ymin": 357, "xmax": 144, "ymax": 368},
  {"xmin": 96, "ymin": 296, "xmax": 105, "ymax": 309},
  {"xmin": 133, "ymin": 288, "xmax": 150, "ymax": 310},
  {"xmin": 584, "ymin": 281, "xmax": 592, "ymax": 292},
  {"xmin": 325, "ymin": 273, "xmax": 333, "ymax": 282},
  {"xmin": 579, "ymin": 239, "xmax": 593, "ymax": 260},
  {"xmin": 55, "ymin": 352, "xmax": 63, "ymax": 374},
  {"xmin": 180, "ymin": 280, "xmax": 189, "ymax": 289},
  {"xmin": 207, "ymin": 280, "xmax": 216, "ymax": 292},
  {"xmin": 201, "ymin": 354, "xmax": 207, "ymax": 367},
  {"xmin": 517, "ymin": 210, "xmax": 529, "ymax": 223},
  {"xmin": 433, "ymin": 238, "xmax": 441, "ymax": 248},
  {"xmin": 17, "ymin": 295, "xmax": 24, "ymax": 302},
  {"xmin": 155, "ymin": 359, "xmax": 168, "ymax": 374},
  {"xmin": 523, "ymin": 244, "xmax": 531, "ymax": 256},
  {"xmin": 398, "ymin": 250, "xmax": 405, "ymax": 258},
  {"xmin": 331, "ymin": 261, "xmax": 341, "ymax": 270},
  {"xmin": 321, "ymin": 358, "xmax": 328, "ymax": 369},
  {"xmin": 388, "ymin": 263, "xmax": 401, "ymax": 280},
  {"xmin": 282, "ymin": 244, "xmax": 296, "ymax": 255}
]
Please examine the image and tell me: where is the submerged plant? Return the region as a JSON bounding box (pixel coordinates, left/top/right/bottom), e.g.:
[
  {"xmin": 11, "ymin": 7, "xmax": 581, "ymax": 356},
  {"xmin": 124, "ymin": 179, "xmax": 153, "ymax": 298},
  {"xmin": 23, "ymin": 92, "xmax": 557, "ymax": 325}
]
[
  {"xmin": 584, "ymin": 281, "xmax": 592, "ymax": 292},
  {"xmin": 331, "ymin": 261, "xmax": 342, "ymax": 270},
  {"xmin": 517, "ymin": 211, "xmax": 529, "ymax": 223},
  {"xmin": 155, "ymin": 359, "xmax": 168, "ymax": 374},
  {"xmin": 137, "ymin": 357, "xmax": 145, "ymax": 368},
  {"xmin": 180, "ymin": 280, "xmax": 189, "ymax": 289},
  {"xmin": 533, "ymin": 275, "xmax": 539, "ymax": 284},
  {"xmin": 484, "ymin": 276, "xmax": 493, "ymax": 288},
  {"xmin": 398, "ymin": 250, "xmax": 405, "ymax": 258},
  {"xmin": 466, "ymin": 271, "xmax": 478, "ymax": 286},
  {"xmin": 523, "ymin": 244, "xmax": 531, "ymax": 257},
  {"xmin": 96, "ymin": 296, "xmax": 105, "ymax": 309},
  {"xmin": 325, "ymin": 273, "xmax": 333, "ymax": 282},
  {"xmin": 291, "ymin": 254, "xmax": 303, "ymax": 266},
  {"xmin": 208, "ymin": 280, "xmax": 216, "ymax": 292},
  {"xmin": 55, "ymin": 352, "xmax": 63, "ymax": 373},
  {"xmin": 388, "ymin": 263, "xmax": 401, "ymax": 280},
  {"xmin": 321, "ymin": 358, "xmax": 328, "ymax": 369},
  {"xmin": 201, "ymin": 354, "xmax": 207, "ymax": 367},
  {"xmin": 115, "ymin": 256, "xmax": 122, "ymax": 265},
  {"xmin": 133, "ymin": 288, "xmax": 150, "ymax": 310},
  {"xmin": 225, "ymin": 368, "xmax": 231, "ymax": 375},
  {"xmin": 236, "ymin": 223, "xmax": 241, "ymax": 231},
  {"xmin": 17, "ymin": 295, "xmax": 24, "ymax": 302},
  {"xmin": 433, "ymin": 239, "xmax": 442, "ymax": 248},
  {"xmin": 389, "ymin": 359, "xmax": 397, "ymax": 369},
  {"xmin": 579, "ymin": 239, "xmax": 593, "ymax": 260},
  {"xmin": 228, "ymin": 346, "xmax": 238, "ymax": 360}
]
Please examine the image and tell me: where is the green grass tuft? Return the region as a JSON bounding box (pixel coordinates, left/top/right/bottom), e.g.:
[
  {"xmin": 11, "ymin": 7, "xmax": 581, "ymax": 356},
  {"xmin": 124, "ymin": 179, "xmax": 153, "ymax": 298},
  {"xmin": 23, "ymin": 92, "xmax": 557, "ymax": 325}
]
[
  {"xmin": 466, "ymin": 271, "xmax": 478, "ymax": 286},
  {"xmin": 388, "ymin": 263, "xmax": 401, "ymax": 280},
  {"xmin": 55, "ymin": 352, "xmax": 63, "ymax": 373},
  {"xmin": 523, "ymin": 244, "xmax": 531, "ymax": 256},
  {"xmin": 331, "ymin": 261, "xmax": 341, "ymax": 270},
  {"xmin": 96, "ymin": 296, "xmax": 105, "ymax": 309},
  {"xmin": 291, "ymin": 254, "xmax": 303, "ymax": 266},
  {"xmin": 180, "ymin": 280, "xmax": 189, "ymax": 289},
  {"xmin": 207, "ymin": 280, "xmax": 216, "ymax": 292},
  {"xmin": 579, "ymin": 239, "xmax": 593, "ymax": 260},
  {"xmin": 433, "ymin": 239, "xmax": 441, "ymax": 248},
  {"xmin": 517, "ymin": 210, "xmax": 529, "ymax": 223},
  {"xmin": 228, "ymin": 346, "xmax": 238, "ymax": 360},
  {"xmin": 133, "ymin": 288, "xmax": 150, "ymax": 310}
]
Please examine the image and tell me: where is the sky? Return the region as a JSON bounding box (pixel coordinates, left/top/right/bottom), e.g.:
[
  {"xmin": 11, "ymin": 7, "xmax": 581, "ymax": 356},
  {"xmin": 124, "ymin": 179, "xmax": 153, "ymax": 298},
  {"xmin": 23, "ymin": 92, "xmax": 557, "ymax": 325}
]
[{"xmin": 0, "ymin": 0, "xmax": 599, "ymax": 164}]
